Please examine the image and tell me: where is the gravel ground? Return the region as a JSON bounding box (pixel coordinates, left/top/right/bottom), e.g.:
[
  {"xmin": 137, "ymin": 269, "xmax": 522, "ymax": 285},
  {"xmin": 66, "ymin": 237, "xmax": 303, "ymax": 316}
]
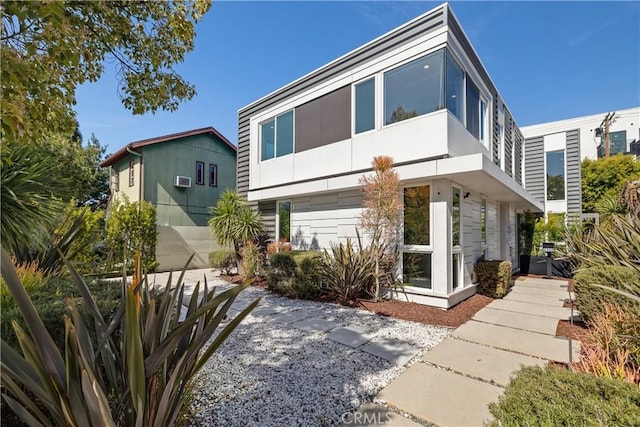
[{"xmin": 189, "ymin": 280, "xmax": 452, "ymax": 427}]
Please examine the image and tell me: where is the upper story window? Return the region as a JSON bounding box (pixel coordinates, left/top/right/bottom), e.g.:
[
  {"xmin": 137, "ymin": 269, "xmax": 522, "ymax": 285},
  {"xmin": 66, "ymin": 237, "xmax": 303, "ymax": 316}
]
[
  {"xmin": 261, "ymin": 110, "xmax": 294, "ymax": 161},
  {"xmin": 598, "ymin": 130, "xmax": 627, "ymax": 157},
  {"xmin": 446, "ymin": 50, "xmax": 464, "ymax": 122},
  {"xmin": 209, "ymin": 164, "xmax": 218, "ymax": 187},
  {"xmin": 546, "ymin": 150, "xmax": 565, "ymax": 200},
  {"xmin": 196, "ymin": 161, "xmax": 204, "ymax": 185},
  {"xmin": 384, "ymin": 49, "xmax": 445, "ymax": 125},
  {"xmin": 355, "ymin": 78, "xmax": 375, "ymax": 133},
  {"xmin": 466, "ymin": 79, "xmax": 481, "ymax": 139},
  {"xmin": 128, "ymin": 160, "xmax": 135, "ymax": 187}
]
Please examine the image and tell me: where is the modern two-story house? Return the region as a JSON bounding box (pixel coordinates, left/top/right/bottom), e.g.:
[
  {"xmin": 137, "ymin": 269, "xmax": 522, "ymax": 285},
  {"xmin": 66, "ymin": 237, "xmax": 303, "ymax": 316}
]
[
  {"xmin": 521, "ymin": 107, "xmax": 640, "ymax": 223},
  {"xmin": 101, "ymin": 127, "xmax": 237, "ymax": 271},
  {"xmin": 237, "ymin": 3, "xmax": 543, "ymax": 308}
]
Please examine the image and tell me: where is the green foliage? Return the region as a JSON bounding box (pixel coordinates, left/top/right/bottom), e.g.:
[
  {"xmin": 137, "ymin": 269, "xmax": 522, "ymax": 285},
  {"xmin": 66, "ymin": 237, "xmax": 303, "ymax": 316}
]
[
  {"xmin": 581, "ymin": 155, "xmax": 640, "ymax": 213},
  {"xmin": 0, "ymin": 143, "xmax": 72, "ymax": 254},
  {"xmin": 567, "ymin": 213, "xmax": 640, "ymax": 276},
  {"xmin": 0, "ymin": 261, "xmax": 48, "ymax": 308},
  {"xmin": 105, "ymin": 198, "xmax": 158, "ymax": 272},
  {"xmin": 1, "ymin": 276, "xmax": 120, "ymax": 353},
  {"xmin": 531, "ymin": 213, "xmax": 566, "ymax": 255},
  {"xmin": 474, "ymin": 259, "xmax": 512, "ymax": 298},
  {"xmin": 574, "ymin": 265, "xmax": 640, "ymax": 323},
  {"xmin": 317, "ymin": 237, "xmax": 376, "ymax": 304},
  {"xmin": 487, "ymin": 365, "xmax": 640, "ymax": 427},
  {"xmin": 1, "ymin": 1, "xmax": 212, "ymax": 145},
  {"xmin": 208, "ymin": 250, "xmax": 236, "ymax": 275},
  {"xmin": 518, "ymin": 210, "xmax": 537, "ymax": 255},
  {"xmin": 208, "ymin": 190, "xmax": 264, "ymax": 274},
  {"xmin": 267, "ymin": 252, "xmax": 323, "ymax": 299},
  {"xmin": 1, "ymin": 249, "xmax": 259, "ymax": 426}
]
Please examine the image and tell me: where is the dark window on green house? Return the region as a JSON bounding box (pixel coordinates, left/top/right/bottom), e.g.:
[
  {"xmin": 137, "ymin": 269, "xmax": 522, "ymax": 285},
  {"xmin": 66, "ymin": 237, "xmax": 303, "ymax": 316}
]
[
  {"xmin": 196, "ymin": 161, "xmax": 204, "ymax": 185},
  {"xmin": 209, "ymin": 164, "xmax": 217, "ymax": 187}
]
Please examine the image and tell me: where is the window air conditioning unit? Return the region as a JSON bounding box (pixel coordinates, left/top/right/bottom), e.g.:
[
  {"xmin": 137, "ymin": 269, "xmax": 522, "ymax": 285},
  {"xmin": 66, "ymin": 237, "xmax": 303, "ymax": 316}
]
[{"xmin": 174, "ymin": 175, "xmax": 192, "ymax": 188}]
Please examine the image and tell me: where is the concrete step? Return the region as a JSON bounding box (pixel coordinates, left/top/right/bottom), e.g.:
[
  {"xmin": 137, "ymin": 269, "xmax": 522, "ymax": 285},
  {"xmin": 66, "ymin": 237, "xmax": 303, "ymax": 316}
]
[
  {"xmin": 503, "ymin": 291, "xmax": 567, "ymax": 307},
  {"xmin": 487, "ymin": 299, "xmax": 574, "ymax": 320},
  {"xmin": 472, "ymin": 307, "xmax": 559, "ymax": 335},
  {"xmin": 514, "ymin": 278, "xmax": 569, "ymax": 291},
  {"xmin": 377, "ymin": 363, "xmax": 502, "ymax": 427},
  {"xmin": 507, "ymin": 285, "xmax": 571, "ymax": 300},
  {"xmin": 452, "ymin": 321, "xmax": 580, "ymax": 363},
  {"xmin": 423, "ymin": 337, "xmax": 546, "ymax": 387}
]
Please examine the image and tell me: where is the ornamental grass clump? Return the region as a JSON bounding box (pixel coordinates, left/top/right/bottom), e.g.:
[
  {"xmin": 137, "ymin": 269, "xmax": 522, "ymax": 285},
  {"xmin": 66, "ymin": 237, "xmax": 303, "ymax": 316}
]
[{"xmin": 1, "ymin": 249, "xmax": 259, "ymax": 426}]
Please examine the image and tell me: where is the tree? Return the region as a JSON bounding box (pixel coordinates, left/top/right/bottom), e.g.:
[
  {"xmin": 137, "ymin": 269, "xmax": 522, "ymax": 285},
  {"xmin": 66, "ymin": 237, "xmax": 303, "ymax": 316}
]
[
  {"xmin": 208, "ymin": 190, "xmax": 264, "ymax": 276},
  {"xmin": 389, "ymin": 105, "xmax": 418, "ymax": 124},
  {"xmin": 105, "ymin": 198, "xmax": 158, "ymax": 272},
  {"xmin": 1, "ymin": 0, "xmax": 211, "ymax": 144},
  {"xmin": 581, "ymin": 155, "xmax": 640, "ymax": 213},
  {"xmin": 359, "ymin": 156, "xmax": 402, "ymax": 300}
]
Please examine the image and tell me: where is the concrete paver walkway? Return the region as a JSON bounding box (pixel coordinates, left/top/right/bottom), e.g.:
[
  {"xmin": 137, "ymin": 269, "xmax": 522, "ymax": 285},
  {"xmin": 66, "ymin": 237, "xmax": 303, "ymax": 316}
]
[{"xmin": 367, "ymin": 277, "xmax": 581, "ymax": 427}]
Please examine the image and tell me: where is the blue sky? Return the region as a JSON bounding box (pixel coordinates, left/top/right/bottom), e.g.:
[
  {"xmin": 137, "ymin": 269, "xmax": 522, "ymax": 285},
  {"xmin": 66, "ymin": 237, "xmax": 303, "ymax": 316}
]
[{"xmin": 75, "ymin": 1, "xmax": 640, "ymax": 154}]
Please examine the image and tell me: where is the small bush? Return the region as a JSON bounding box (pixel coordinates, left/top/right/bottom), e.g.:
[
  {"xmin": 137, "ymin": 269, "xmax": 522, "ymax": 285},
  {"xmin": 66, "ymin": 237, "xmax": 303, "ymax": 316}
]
[
  {"xmin": 0, "ymin": 260, "xmax": 48, "ymax": 305},
  {"xmin": 267, "ymin": 252, "xmax": 323, "ymax": 299},
  {"xmin": 474, "ymin": 259, "xmax": 512, "ymax": 298},
  {"xmin": 209, "ymin": 250, "xmax": 236, "ymax": 275},
  {"xmin": 487, "ymin": 365, "xmax": 640, "ymax": 427},
  {"xmin": 240, "ymin": 241, "xmax": 261, "ymax": 279},
  {"xmin": 574, "ymin": 265, "xmax": 640, "ymax": 323},
  {"xmin": 573, "ymin": 303, "xmax": 640, "ymax": 384}
]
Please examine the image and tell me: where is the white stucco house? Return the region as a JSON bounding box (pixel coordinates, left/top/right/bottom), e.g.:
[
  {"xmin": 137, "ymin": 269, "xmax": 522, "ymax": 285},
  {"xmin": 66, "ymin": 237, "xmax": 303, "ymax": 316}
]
[{"xmin": 236, "ymin": 3, "xmax": 542, "ymax": 308}]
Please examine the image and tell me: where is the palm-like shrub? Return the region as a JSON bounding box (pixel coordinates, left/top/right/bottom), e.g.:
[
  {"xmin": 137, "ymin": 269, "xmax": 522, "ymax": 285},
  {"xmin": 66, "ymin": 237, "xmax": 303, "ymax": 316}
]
[
  {"xmin": 317, "ymin": 235, "xmax": 376, "ymax": 304},
  {"xmin": 208, "ymin": 190, "xmax": 264, "ymax": 276},
  {"xmin": 1, "ymin": 249, "xmax": 260, "ymax": 426}
]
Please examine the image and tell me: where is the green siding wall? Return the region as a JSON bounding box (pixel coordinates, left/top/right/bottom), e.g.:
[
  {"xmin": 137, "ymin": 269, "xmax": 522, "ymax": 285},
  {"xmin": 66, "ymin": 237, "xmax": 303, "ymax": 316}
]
[{"xmin": 142, "ymin": 134, "xmax": 237, "ymax": 227}]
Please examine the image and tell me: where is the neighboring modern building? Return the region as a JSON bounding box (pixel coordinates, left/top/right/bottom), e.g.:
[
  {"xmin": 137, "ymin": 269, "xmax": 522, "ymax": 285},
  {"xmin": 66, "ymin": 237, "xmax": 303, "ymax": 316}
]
[
  {"xmin": 521, "ymin": 107, "xmax": 640, "ymax": 222},
  {"xmin": 237, "ymin": 3, "xmax": 542, "ymax": 308},
  {"xmin": 101, "ymin": 127, "xmax": 237, "ymax": 271}
]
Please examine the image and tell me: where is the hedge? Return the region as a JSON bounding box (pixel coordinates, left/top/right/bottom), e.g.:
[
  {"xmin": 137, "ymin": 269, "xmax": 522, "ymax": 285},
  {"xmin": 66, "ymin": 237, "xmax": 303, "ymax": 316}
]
[
  {"xmin": 267, "ymin": 251, "xmax": 323, "ymax": 299},
  {"xmin": 574, "ymin": 265, "xmax": 640, "ymax": 323},
  {"xmin": 488, "ymin": 365, "xmax": 640, "ymax": 427},
  {"xmin": 474, "ymin": 259, "xmax": 512, "ymax": 298}
]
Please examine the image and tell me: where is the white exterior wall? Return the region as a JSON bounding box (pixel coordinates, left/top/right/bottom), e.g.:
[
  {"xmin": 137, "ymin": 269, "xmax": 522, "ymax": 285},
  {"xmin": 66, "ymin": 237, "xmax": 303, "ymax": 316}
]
[
  {"xmin": 111, "ymin": 158, "xmax": 142, "ymax": 203},
  {"xmin": 522, "ymin": 107, "xmax": 639, "ymax": 168}
]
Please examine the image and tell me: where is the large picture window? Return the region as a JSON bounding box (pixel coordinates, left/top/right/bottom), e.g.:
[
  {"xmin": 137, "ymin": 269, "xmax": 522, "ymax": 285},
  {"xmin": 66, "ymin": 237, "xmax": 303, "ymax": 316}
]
[
  {"xmin": 355, "ymin": 78, "xmax": 375, "ymax": 133},
  {"xmin": 261, "ymin": 110, "xmax": 294, "ymax": 161},
  {"xmin": 546, "ymin": 150, "xmax": 565, "ymax": 200},
  {"xmin": 384, "ymin": 49, "xmax": 445, "ymax": 125}
]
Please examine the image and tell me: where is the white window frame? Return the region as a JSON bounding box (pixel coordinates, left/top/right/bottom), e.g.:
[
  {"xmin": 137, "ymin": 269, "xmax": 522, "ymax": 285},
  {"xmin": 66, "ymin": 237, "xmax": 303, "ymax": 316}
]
[
  {"xmin": 259, "ymin": 110, "xmax": 295, "ymax": 162},
  {"xmin": 400, "ymin": 183, "xmax": 434, "ymax": 292}
]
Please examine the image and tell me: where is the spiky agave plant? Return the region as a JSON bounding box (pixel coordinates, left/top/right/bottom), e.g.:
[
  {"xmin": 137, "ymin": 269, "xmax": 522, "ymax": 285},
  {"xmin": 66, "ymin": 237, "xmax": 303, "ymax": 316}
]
[{"xmin": 1, "ymin": 249, "xmax": 260, "ymax": 426}]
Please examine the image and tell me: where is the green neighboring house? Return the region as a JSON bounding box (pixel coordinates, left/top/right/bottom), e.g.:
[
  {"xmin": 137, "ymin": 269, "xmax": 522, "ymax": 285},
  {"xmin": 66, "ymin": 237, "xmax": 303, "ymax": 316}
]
[{"xmin": 101, "ymin": 127, "xmax": 237, "ymax": 270}]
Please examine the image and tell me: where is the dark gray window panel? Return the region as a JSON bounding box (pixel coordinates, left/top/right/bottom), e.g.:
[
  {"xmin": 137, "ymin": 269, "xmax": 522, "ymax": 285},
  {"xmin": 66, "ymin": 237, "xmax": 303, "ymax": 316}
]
[
  {"xmin": 504, "ymin": 109, "xmax": 513, "ymax": 178},
  {"xmin": 295, "ymin": 85, "xmax": 351, "ymax": 152},
  {"xmin": 466, "ymin": 78, "xmax": 480, "ymax": 139},
  {"xmin": 566, "ymin": 129, "xmax": 582, "ymax": 221},
  {"xmin": 524, "ymin": 135, "xmax": 545, "ymax": 204},
  {"xmin": 514, "ymin": 128, "xmax": 523, "ymax": 185}
]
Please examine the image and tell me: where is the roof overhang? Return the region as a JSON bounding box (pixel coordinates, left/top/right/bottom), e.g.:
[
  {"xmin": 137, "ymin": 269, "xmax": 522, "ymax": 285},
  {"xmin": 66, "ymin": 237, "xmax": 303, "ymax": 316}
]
[{"xmin": 100, "ymin": 126, "xmax": 236, "ymax": 167}]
